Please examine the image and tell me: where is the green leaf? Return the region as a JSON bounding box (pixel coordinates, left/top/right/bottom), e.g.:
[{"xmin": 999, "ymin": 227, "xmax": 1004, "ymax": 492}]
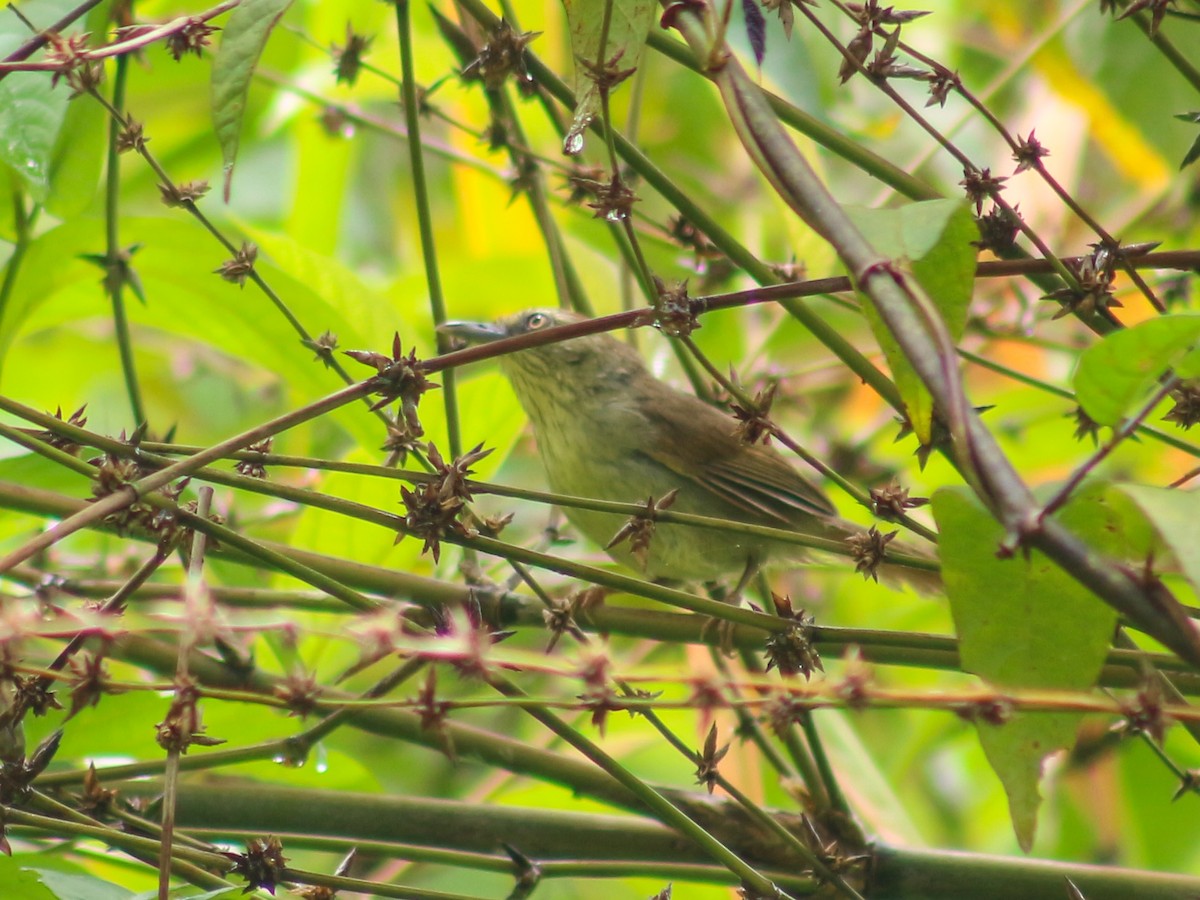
[
  {"xmin": 0, "ymin": 0, "xmax": 88, "ymax": 201},
  {"xmin": 560, "ymin": 0, "xmax": 656, "ymax": 155},
  {"xmin": 211, "ymin": 0, "xmax": 293, "ymax": 201},
  {"xmin": 932, "ymin": 486, "xmax": 1121, "ymax": 851},
  {"xmin": 0, "ymin": 449, "xmax": 92, "ymax": 514},
  {"xmin": 43, "ymin": 0, "xmax": 111, "ymax": 217},
  {"xmin": 1112, "ymin": 484, "xmax": 1200, "ymax": 601},
  {"xmin": 1174, "ymin": 111, "xmax": 1200, "ymax": 169},
  {"xmin": 0, "ymin": 216, "xmax": 394, "ymax": 453},
  {"xmin": 28, "ymin": 868, "xmax": 133, "ymax": 900},
  {"xmin": 1073, "ymin": 314, "xmax": 1200, "ymax": 426},
  {"xmin": 0, "ymin": 69, "xmax": 59, "ymax": 200},
  {"xmin": 0, "ymin": 218, "xmax": 99, "ymax": 369},
  {"xmin": 847, "ymin": 199, "xmax": 977, "ymax": 443},
  {"xmin": 0, "ymin": 857, "xmax": 56, "ymax": 900},
  {"xmin": 44, "ymin": 81, "xmax": 105, "ymax": 219}
]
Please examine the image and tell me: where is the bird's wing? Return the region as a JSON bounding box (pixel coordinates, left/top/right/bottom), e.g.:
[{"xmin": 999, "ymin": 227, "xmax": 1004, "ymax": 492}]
[
  {"xmin": 639, "ymin": 392, "xmax": 836, "ymax": 526},
  {"xmin": 701, "ymin": 451, "xmax": 836, "ymax": 523}
]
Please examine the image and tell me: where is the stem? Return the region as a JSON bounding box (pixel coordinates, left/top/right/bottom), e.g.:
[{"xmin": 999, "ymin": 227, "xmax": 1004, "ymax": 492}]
[
  {"xmin": 666, "ymin": 5, "xmax": 1200, "ymax": 667},
  {"xmin": 104, "ymin": 53, "xmax": 146, "ymax": 426}
]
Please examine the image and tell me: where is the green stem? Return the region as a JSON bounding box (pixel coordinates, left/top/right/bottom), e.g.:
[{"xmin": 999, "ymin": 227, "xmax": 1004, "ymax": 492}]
[
  {"xmin": 646, "ymin": 30, "xmax": 939, "ymax": 201},
  {"xmin": 0, "ymin": 476, "xmax": 1192, "ymax": 692},
  {"xmin": 872, "ymin": 843, "xmax": 1200, "ymax": 899},
  {"xmin": 393, "ymin": 0, "xmax": 461, "ymax": 460},
  {"xmin": 0, "ymin": 379, "xmax": 373, "ymax": 573},
  {"xmin": 669, "ymin": 5, "xmax": 1200, "ymax": 669},
  {"xmin": 0, "ymin": 185, "xmax": 34, "ymax": 333},
  {"xmin": 487, "ymin": 675, "xmax": 795, "ymax": 898},
  {"xmin": 450, "ymin": 0, "xmax": 901, "ymax": 407},
  {"xmin": 104, "ymin": 53, "xmax": 145, "ymax": 426}
]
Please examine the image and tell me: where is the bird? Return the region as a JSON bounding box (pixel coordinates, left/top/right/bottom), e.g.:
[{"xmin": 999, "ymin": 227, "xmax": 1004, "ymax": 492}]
[{"xmin": 440, "ymin": 308, "xmax": 931, "ymax": 589}]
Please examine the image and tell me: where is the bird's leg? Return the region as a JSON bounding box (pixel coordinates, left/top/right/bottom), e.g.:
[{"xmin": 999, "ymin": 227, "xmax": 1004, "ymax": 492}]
[
  {"xmin": 701, "ymin": 554, "xmax": 762, "ymax": 655},
  {"xmin": 728, "ymin": 554, "xmax": 762, "ymax": 606},
  {"xmin": 504, "ymin": 507, "xmax": 571, "ymax": 592}
]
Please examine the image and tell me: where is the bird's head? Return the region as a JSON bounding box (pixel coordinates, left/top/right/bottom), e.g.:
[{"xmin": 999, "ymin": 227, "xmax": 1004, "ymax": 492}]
[{"xmin": 439, "ymin": 309, "xmax": 646, "ymax": 414}]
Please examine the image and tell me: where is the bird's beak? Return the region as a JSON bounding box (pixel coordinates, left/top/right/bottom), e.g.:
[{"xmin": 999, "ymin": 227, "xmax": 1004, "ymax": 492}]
[{"xmin": 437, "ymin": 319, "xmax": 509, "ymax": 346}]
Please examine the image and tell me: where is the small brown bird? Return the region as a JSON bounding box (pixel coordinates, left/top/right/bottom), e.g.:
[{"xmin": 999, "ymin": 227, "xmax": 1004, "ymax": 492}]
[{"xmin": 442, "ymin": 308, "xmax": 920, "ymax": 586}]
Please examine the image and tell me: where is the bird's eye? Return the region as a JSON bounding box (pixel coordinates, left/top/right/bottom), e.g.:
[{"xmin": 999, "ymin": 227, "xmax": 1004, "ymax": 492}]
[{"xmin": 525, "ymin": 312, "xmax": 549, "ymax": 330}]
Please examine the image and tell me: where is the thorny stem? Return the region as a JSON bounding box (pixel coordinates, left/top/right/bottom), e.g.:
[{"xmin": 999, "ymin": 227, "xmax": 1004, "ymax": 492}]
[
  {"xmin": 1127, "ymin": 5, "xmax": 1200, "ymax": 94},
  {"xmin": 496, "ymin": 88, "xmax": 593, "ymax": 314},
  {"xmin": 255, "ymin": 68, "xmax": 511, "ymax": 177},
  {"xmin": 2, "ymin": 396, "xmax": 937, "ymax": 573},
  {"xmin": 678, "ymin": 334, "xmax": 937, "ymax": 543},
  {"xmin": 485, "ymin": 2, "xmax": 596, "ymax": 315},
  {"xmin": 390, "ymin": 0, "xmax": 482, "ymax": 571},
  {"xmin": 0, "ymin": 1, "xmax": 239, "ymax": 73},
  {"xmin": 734, "ymin": 641, "xmax": 846, "ymax": 821},
  {"xmin": 0, "ymin": 415, "xmax": 383, "ymax": 612},
  {"xmin": 21, "ymin": 647, "xmax": 1200, "ymax": 720},
  {"xmin": 157, "ymin": 488, "xmax": 214, "ymax": 900},
  {"xmin": 393, "ymin": 0, "xmax": 461, "ymax": 458},
  {"xmin": 709, "ymin": 650, "xmax": 800, "ymax": 774},
  {"xmin": 890, "ymin": 31, "xmax": 1167, "ymax": 313},
  {"xmin": 645, "ymin": 28, "xmax": 939, "ymax": 202},
  {"xmin": 5, "ymin": 806, "xmax": 234, "ymax": 890},
  {"xmin": 1112, "ymin": 628, "xmax": 1200, "ymax": 748},
  {"xmin": 1040, "ymin": 377, "xmax": 1181, "ymax": 520},
  {"xmin": 37, "ymin": 542, "xmax": 175, "ymax": 691},
  {"xmin": 591, "ymin": 0, "xmax": 660, "ymax": 307},
  {"xmin": 83, "ymin": 87, "xmax": 395, "ymax": 430},
  {"xmin": 957, "ymin": 346, "xmax": 1200, "ymax": 459},
  {"xmin": 287, "ymin": 658, "xmax": 432, "ymax": 759},
  {"xmin": 17, "ymin": 646, "xmax": 1200, "ymax": 720},
  {"xmin": 0, "ymin": 0, "xmax": 106, "ymax": 81},
  {"xmin": 868, "ymin": 0, "xmax": 1090, "ymax": 207},
  {"xmin": 667, "ymin": 4, "xmax": 1200, "ymax": 667},
  {"xmin": 3, "ymin": 474, "xmax": 1198, "ymax": 695},
  {"xmin": 800, "ymin": 3, "xmax": 1085, "ymax": 299},
  {"xmin": 0, "ymin": 379, "xmax": 372, "ymax": 573},
  {"xmin": 485, "ymin": 673, "xmax": 798, "ymax": 900},
  {"xmin": 449, "ymin": 0, "xmax": 903, "ymax": 407},
  {"xmin": 636, "ymin": 699, "xmax": 865, "ymax": 898}
]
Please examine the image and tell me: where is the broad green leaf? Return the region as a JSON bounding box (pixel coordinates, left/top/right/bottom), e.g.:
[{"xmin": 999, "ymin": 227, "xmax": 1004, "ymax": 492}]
[
  {"xmin": 0, "ymin": 450, "xmax": 92, "ymax": 534},
  {"xmin": 44, "ymin": 82, "xmax": 105, "ymax": 219},
  {"xmin": 43, "ymin": 0, "xmax": 111, "ymax": 218},
  {"xmin": 560, "ymin": 0, "xmax": 656, "ymax": 155},
  {"xmin": 2, "ymin": 216, "xmax": 393, "ymax": 455},
  {"xmin": 211, "ymin": 0, "xmax": 293, "ymax": 200},
  {"xmin": 1113, "ymin": 484, "xmax": 1200, "ymax": 603},
  {"xmin": 0, "ymin": 217, "xmax": 97, "ymax": 360},
  {"xmin": 932, "ymin": 486, "xmax": 1122, "ymax": 851},
  {"xmin": 847, "ymin": 199, "xmax": 977, "ymax": 443},
  {"xmin": 236, "ymin": 222, "xmax": 398, "ymax": 344},
  {"xmin": 282, "ymin": 115, "xmax": 355, "ymax": 255},
  {"xmin": 1173, "ymin": 342, "xmax": 1200, "ymax": 379},
  {"xmin": 0, "ymin": 856, "xmax": 57, "ymax": 900},
  {"xmin": 27, "ymin": 869, "xmax": 132, "ymax": 900},
  {"xmin": 1073, "ymin": 314, "xmax": 1200, "ymax": 426}
]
